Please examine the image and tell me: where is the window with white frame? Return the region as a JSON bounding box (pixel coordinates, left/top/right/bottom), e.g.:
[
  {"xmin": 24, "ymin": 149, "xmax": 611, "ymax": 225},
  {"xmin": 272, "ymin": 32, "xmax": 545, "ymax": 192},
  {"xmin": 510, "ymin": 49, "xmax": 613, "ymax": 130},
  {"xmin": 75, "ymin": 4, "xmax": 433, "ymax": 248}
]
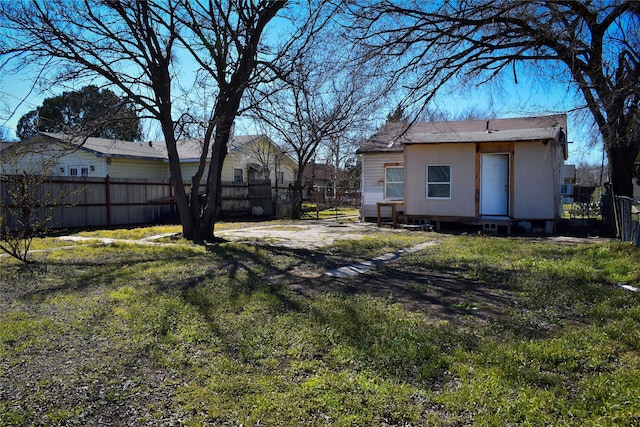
[
  {"xmin": 68, "ymin": 165, "xmax": 90, "ymax": 177},
  {"xmin": 385, "ymin": 165, "xmax": 404, "ymax": 199},
  {"xmin": 233, "ymin": 168, "xmax": 244, "ymax": 183},
  {"xmin": 426, "ymin": 164, "xmax": 451, "ymax": 198}
]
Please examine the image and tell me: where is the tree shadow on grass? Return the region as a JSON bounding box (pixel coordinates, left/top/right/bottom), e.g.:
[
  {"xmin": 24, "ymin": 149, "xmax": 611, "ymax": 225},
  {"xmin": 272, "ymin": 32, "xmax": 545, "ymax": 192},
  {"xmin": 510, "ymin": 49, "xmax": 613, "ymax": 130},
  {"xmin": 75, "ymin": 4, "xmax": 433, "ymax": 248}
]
[{"xmin": 1, "ymin": 248, "xmax": 203, "ymax": 305}]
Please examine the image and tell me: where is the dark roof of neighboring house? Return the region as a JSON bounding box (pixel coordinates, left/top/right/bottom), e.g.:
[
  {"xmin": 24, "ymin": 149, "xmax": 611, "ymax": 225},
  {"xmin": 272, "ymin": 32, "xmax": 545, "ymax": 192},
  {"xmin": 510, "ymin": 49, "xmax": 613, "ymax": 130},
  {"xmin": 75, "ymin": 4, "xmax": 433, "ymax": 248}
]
[
  {"xmin": 1, "ymin": 132, "xmax": 168, "ymax": 160},
  {"xmin": 357, "ymin": 114, "xmax": 568, "ymax": 153},
  {"xmin": 2, "ymin": 132, "xmax": 276, "ymax": 162}
]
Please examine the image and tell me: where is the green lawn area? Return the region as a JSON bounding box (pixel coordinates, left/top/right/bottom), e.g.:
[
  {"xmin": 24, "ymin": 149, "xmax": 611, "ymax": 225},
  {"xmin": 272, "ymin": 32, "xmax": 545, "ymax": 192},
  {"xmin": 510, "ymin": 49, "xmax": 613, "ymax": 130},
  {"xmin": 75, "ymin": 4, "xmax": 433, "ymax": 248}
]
[
  {"xmin": 1, "ymin": 227, "xmax": 639, "ymax": 426},
  {"xmin": 301, "ymin": 205, "xmax": 360, "ymax": 220}
]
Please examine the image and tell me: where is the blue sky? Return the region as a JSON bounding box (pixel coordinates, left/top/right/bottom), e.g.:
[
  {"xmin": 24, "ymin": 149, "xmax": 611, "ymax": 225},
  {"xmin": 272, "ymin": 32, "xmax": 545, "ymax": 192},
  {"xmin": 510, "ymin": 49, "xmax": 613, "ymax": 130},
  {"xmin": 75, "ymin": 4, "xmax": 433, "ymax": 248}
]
[
  {"xmin": 0, "ymin": 25, "xmax": 605, "ymax": 167},
  {"xmin": 1, "ymin": 70, "xmax": 604, "ymax": 166}
]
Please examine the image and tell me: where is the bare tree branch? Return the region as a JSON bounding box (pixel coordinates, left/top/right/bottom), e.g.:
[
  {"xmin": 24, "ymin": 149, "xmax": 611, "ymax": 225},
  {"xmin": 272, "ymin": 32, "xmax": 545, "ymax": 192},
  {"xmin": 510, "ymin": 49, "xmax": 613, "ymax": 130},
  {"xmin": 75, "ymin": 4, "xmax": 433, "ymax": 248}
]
[{"xmin": 344, "ymin": 0, "xmax": 640, "ymax": 198}]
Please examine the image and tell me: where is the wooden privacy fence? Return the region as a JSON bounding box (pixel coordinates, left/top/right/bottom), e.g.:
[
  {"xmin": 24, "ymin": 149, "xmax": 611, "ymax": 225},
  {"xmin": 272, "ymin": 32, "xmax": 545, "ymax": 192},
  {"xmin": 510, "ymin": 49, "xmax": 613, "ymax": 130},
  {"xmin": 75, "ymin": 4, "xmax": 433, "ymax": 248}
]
[
  {"xmin": 1, "ymin": 175, "xmax": 274, "ymax": 231},
  {"xmin": 221, "ymin": 179, "xmax": 273, "ymax": 216}
]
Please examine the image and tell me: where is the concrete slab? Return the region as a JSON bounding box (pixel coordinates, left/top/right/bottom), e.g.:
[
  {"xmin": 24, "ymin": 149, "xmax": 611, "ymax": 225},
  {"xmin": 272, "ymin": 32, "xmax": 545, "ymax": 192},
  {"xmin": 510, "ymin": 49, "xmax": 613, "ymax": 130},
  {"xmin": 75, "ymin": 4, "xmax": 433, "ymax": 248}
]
[{"xmin": 215, "ymin": 222, "xmax": 379, "ymax": 249}]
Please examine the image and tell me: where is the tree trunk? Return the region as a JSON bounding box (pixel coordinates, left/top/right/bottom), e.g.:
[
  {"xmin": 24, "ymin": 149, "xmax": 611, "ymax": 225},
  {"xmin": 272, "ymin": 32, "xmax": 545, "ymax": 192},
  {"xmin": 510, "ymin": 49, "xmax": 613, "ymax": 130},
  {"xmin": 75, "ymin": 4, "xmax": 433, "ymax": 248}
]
[
  {"xmin": 290, "ymin": 166, "xmax": 307, "ymax": 219},
  {"xmin": 607, "ymin": 141, "xmax": 639, "ymax": 199},
  {"xmin": 291, "ymin": 185, "xmax": 303, "ymax": 219},
  {"xmin": 162, "ymin": 123, "xmax": 198, "ymax": 240},
  {"xmin": 187, "ymin": 115, "xmax": 234, "ymax": 242}
]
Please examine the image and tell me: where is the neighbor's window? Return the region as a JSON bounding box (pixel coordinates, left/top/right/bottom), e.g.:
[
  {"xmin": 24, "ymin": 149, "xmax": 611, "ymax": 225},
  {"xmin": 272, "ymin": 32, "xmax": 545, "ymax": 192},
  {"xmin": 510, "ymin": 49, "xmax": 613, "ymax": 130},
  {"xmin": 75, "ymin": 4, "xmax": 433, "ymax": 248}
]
[
  {"xmin": 385, "ymin": 165, "xmax": 404, "ymax": 199},
  {"xmin": 68, "ymin": 165, "xmax": 89, "ymax": 177},
  {"xmin": 233, "ymin": 168, "xmax": 244, "ymax": 183},
  {"xmin": 426, "ymin": 164, "xmax": 451, "ymax": 198}
]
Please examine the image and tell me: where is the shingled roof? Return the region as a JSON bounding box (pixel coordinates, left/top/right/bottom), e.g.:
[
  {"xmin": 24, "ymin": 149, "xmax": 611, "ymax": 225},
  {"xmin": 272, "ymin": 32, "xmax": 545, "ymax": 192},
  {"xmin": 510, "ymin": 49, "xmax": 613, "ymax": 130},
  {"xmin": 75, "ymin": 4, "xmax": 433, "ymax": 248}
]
[
  {"xmin": 4, "ymin": 132, "xmax": 268, "ymax": 161},
  {"xmin": 174, "ymin": 135, "xmax": 264, "ymax": 160},
  {"xmin": 357, "ymin": 114, "xmax": 567, "ymax": 154}
]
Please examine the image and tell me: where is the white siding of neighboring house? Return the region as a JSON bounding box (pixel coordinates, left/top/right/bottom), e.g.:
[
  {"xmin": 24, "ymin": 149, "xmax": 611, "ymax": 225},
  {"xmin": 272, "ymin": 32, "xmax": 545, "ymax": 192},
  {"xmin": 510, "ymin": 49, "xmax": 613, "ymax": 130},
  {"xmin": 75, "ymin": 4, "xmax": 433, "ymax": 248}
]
[
  {"xmin": 220, "ymin": 138, "xmax": 297, "ymax": 186},
  {"xmin": 271, "ymin": 158, "xmax": 296, "ymax": 189},
  {"xmin": 172, "ymin": 143, "xmax": 296, "ymax": 188},
  {"xmin": 221, "ymin": 150, "xmax": 250, "ymax": 182},
  {"xmin": 106, "ymin": 157, "xmax": 167, "ymax": 180},
  {"xmin": 360, "ymin": 151, "xmax": 404, "ymax": 219},
  {"xmin": 56, "ymin": 150, "xmax": 103, "ymax": 177},
  {"xmin": 404, "ymin": 144, "xmax": 476, "ymax": 218},
  {"xmin": 513, "ymin": 141, "xmax": 558, "ymax": 219},
  {"xmin": 2, "ymin": 143, "xmax": 100, "ymax": 177},
  {"xmin": 176, "ymin": 161, "xmax": 204, "ymax": 183}
]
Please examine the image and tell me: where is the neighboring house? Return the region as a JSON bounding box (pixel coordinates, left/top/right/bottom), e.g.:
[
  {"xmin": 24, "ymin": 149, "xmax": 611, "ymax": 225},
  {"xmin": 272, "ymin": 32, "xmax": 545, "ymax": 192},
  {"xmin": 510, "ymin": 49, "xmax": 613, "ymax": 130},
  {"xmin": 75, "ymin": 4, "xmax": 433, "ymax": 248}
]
[
  {"xmin": 1, "ymin": 132, "xmax": 296, "ymax": 187},
  {"xmin": 358, "ymin": 114, "xmax": 570, "ymax": 233},
  {"xmin": 175, "ymin": 135, "xmax": 296, "ymax": 187},
  {"xmin": 1, "ymin": 132, "xmax": 167, "ymax": 179},
  {"xmin": 300, "ymin": 161, "xmax": 350, "ymax": 200}
]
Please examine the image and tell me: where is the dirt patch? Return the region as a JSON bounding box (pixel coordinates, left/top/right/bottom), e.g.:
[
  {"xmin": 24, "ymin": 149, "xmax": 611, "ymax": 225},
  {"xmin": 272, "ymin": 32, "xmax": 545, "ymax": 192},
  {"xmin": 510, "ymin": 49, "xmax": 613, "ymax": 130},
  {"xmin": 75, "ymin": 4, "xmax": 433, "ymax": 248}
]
[{"xmin": 542, "ymin": 236, "xmax": 612, "ymax": 245}]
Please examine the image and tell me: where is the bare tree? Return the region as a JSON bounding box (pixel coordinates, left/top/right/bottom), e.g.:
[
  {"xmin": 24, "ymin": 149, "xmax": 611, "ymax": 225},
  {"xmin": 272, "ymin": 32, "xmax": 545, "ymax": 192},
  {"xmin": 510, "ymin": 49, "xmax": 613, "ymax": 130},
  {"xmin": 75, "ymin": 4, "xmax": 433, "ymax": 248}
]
[
  {"xmin": 345, "ymin": 0, "xmax": 640, "ymax": 198},
  {"xmin": 1, "ymin": 0, "xmax": 287, "ymax": 241},
  {"xmin": 576, "ymin": 161, "xmax": 608, "ymax": 188},
  {"xmin": 252, "ymin": 55, "xmax": 382, "ymax": 218},
  {"xmin": 0, "ymin": 144, "xmax": 71, "ymax": 263},
  {"xmin": 323, "ymin": 133, "xmax": 363, "ymax": 201}
]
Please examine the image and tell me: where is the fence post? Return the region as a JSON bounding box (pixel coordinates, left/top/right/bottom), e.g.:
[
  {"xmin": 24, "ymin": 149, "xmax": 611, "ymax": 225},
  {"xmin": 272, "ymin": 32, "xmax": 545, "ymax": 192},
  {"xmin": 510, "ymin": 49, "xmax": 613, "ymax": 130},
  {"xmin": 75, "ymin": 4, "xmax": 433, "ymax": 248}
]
[{"xmin": 106, "ymin": 174, "xmax": 112, "ymax": 227}]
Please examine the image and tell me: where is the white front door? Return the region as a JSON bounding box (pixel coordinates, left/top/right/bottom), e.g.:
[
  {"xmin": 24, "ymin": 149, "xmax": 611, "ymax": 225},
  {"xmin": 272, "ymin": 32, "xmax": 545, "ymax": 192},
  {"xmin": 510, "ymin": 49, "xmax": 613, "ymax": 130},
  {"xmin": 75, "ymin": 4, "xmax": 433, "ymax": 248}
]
[{"xmin": 481, "ymin": 153, "xmax": 509, "ymax": 216}]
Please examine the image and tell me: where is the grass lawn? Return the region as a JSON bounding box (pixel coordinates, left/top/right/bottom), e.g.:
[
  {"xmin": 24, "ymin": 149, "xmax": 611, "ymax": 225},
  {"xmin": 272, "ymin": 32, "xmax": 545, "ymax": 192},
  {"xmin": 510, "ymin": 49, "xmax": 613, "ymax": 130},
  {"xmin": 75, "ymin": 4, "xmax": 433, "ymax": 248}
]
[
  {"xmin": 1, "ymin": 227, "xmax": 639, "ymax": 426},
  {"xmin": 301, "ymin": 205, "xmax": 360, "ymax": 220}
]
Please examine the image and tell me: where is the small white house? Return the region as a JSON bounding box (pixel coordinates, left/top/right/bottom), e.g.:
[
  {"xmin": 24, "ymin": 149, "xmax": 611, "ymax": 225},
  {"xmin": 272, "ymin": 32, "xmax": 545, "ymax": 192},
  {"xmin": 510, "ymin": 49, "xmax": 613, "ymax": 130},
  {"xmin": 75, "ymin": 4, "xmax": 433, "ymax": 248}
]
[{"xmin": 358, "ymin": 114, "xmax": 570, "ymax": 233}]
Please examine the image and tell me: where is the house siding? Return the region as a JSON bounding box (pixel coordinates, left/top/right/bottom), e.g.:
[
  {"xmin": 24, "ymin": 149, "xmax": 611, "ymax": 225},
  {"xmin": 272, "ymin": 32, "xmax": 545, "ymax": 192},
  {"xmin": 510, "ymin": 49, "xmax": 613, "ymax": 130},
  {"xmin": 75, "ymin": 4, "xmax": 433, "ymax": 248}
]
[
  {"xmin": 177, "ymin": 162, "xmax": 204, "ymax": 182},
  {"xmin": 106, "ymin": 157, "xmax": 167, "ymax": 180},
  {"xmin": 360, "ymin": 152, "xmax": 404, "ymax": 219},
  {"xmin": 404, "ymin": 144, "xmax": 476, "ymax": 218},
  {"xmin": 405, "ymin": 140, "xmax": 562, "ymax": 221},
  {"xmin": 513, "ymin": 142, "xmax": 557, "ymax": 219},
  {"xmin": 222, "ymin": 152, "xmax": 247, "ymax": 182},
  {"xmin": 1, "ymin": 143, "xmax": 104, "ymax": 177}
]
